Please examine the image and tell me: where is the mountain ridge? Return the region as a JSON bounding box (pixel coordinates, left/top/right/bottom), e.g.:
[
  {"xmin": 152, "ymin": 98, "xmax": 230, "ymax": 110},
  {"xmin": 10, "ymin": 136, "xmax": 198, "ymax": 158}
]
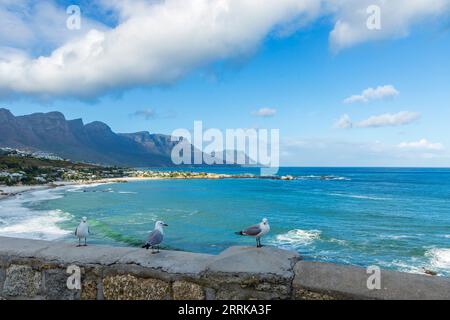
[{"xmin": 0, "ymin": 108, "xmax": 181, "ymax": 167}]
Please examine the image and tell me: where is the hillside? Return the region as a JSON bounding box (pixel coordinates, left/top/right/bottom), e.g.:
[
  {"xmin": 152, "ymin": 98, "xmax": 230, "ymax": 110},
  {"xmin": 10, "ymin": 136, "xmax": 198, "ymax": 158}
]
[
  {"xmin": 0, "ymin": 149, "xmax": 125, "ymax": 186},
  {"xmin": 0, "ymin": 108, "xmax": 181, "ymax": 167}
]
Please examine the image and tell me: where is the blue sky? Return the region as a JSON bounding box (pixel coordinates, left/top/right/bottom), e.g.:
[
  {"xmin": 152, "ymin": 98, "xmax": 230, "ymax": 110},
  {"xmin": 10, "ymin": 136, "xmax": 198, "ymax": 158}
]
[{"xmin": 1, "ymin": 0, "xmax": 450, "ymax": 166}]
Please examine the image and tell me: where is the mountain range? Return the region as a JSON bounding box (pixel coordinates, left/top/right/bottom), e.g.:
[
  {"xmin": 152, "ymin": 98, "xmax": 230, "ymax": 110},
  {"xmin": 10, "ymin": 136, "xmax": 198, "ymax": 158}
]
[{"xmin": 0, "ymin": 108, "xmax": 184, "ymax": 167}]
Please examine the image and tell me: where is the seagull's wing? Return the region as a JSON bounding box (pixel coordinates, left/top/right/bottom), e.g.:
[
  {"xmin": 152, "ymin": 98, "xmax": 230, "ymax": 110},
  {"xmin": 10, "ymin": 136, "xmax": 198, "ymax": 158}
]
[
  {"xmin": 146, "ymin": 229, "xmax": 163, "ymax": 246},
  {"xmin": 242, "ymin": 224, "xmax": 262, "ymax": 236}
]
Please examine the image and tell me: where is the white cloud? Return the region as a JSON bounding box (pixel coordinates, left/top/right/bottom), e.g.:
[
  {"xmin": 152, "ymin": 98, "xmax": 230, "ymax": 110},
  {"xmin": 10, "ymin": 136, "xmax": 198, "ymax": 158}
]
[
  {"xmin": 335, "ymin": 111, "xmax": 420, "ymax": 129},
  {"xmin": 356, "ymin": 111, "xmax": 420, "ymax": 128},
  {"xmin": 281, "ymin": 137, "xmax": 450, "ymax": 166},
  {"xmin": 0, "ymin": 1, "xmax": 107, "ymax": 52},
  {"xmin": 334, "ymin": 114, "xmax": 352, "ymax": 129},
  {"xmin": 344, "ymin": 85, "xmax": 399, "ymax": 104},
  {"xmin": 398, "ymin": 139, "xmax": 444, "ymax": 151},
  {"xmin": 131, "ymin": 108, "xmax": 176, "ymax": 120},
  {"xmin": 0, "ymin": 0, "xmax": 450, "ymax": 99},
  {"xmin": 132, "ymin": 109, "xmax": 156, "ymax": 120},
  {"xmin": 0, "ymin": 0, "xmax": 322, "ymax": 99},
  {"xmin": 252, "ymin": 107, "xmax": 277, "ymax": 117},
  {"xmin": 329, "ymin": 0, "xmax": 450, "ymax": 51}
]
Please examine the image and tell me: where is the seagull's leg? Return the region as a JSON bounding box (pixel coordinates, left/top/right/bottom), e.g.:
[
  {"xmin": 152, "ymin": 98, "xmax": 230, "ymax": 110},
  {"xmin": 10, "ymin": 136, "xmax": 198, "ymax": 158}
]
[
  {"xmin": 77, "ymin": 238, "xmax": 81, "ymax": 247},
  {"xmin": 84, "ymin": 238, "xmax": 87, "ymax": 246}
]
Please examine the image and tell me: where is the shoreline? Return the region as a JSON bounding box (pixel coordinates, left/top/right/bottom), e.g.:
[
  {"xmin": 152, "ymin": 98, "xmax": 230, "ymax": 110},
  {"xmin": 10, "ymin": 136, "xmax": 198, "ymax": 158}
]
[
  {"xmin": 0, "ymin": 182, "xmax": 74, "ymax": 202},
  {"xmin": 0, "ymin": 172, "xmax": 265, "ymax": 202},
  {"xmin": 0, "ymin": 177, "xmax": 163, "ymax": 202},
  {"xmin": 0, "ymin": 169, "xmax": 300, "ymax": 202}
]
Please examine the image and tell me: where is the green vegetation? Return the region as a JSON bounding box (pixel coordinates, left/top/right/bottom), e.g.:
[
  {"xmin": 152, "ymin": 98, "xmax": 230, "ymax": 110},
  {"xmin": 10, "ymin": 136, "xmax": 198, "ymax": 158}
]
[{"xmin": 0, "ymin": 151, "xmax": 127, "ymax": 186}]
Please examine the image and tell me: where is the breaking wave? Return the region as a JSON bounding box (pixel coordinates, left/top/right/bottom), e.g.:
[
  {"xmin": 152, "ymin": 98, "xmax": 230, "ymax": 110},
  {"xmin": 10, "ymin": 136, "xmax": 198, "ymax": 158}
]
[
  {"xmin": 0, "ymin": 188, "xmax": 72, "ymax": 240},
  {"xmin": 425, "ymin": 248, "xmax": 450, "ymax": 271},
  {"xmin": 273, "ymin": 229, "xmax": 322, "ymax": 247},
  {"xmin": 382, "ymin": 248, "xmax": 450, "ymax": 276}
]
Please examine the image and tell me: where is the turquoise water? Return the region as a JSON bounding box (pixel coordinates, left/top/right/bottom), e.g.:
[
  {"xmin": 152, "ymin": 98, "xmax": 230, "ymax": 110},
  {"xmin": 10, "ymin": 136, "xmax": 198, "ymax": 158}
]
[{"xmin": 1, "ymin": 167, "xmax": 450, "ymax": 276}]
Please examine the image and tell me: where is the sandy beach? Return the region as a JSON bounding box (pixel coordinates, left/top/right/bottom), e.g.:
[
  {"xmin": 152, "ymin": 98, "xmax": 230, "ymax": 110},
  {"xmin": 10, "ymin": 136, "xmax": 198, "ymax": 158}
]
[
  {"xmin": 0, "ymin": 183, "xmax": 74, "ymax": 201},
  {"xmin": 0, "ymin": 171, "xmax": 257, "ymax": 203},
  {"xmin": 0, "ymin": 177, "xmax": 163, "ymax": 201}
]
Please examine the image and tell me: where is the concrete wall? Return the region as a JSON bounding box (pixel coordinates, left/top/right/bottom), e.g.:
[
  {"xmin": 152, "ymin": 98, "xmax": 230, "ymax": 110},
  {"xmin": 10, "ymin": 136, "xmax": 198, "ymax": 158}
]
[{"xmin": 0, "ymin": 237, "xmax": 448, "ymax": 300}]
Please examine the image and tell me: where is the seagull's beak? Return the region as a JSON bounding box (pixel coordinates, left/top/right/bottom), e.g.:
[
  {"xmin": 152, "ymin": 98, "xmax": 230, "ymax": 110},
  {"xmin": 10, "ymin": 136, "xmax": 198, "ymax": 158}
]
[{"xmin": 163, "ymin": 223, "xmax": 169, "ymax": 227}]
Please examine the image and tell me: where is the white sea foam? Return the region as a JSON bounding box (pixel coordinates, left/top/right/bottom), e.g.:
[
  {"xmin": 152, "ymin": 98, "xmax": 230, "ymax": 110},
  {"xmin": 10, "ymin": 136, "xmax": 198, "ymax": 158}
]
[
  {"xmin": 386, "ymin": 248, "xmax": 450, "ymax": 276},
  {"xmin": 425, "ymin": 248, "xmax": 450, "ymax": 270},
  {"xmin": 272, "ymin": 229, "xmax": 350, "ymax": 250},
  {"xmin": 0, "ymin": 209, "xmax": 71, "ymax": 240},
  {"xmin": 274, "ymin": 229, "xmax": 322, "ymax": 247},
  {"xmin": 329, "ymin": 193, "xmax": 391, "ymax": 201},
  {"xmin": 387, "ymin": 260, "xmax": 426, "ymax": 275},
  {"xmin": 296, "ymin": 175, "xmax": 351, "ymax": 181},
  {"xmin": 0, "ymin": 188, "xmax": 72, "ymax": 240},
  {"xmin": 329, "ymin": 238, "xmax": 348, "ymax": 245},
  {"xmin": 21, "ymin": 189, "xmax": 65, "ymax": 202},
  {"xmin": 79, "ymin": 182, "xmax": 112, "ymax": 188},
  {"xmin": 379, "ymin": 234, "xmax": 413, "ymax": 240},
  {"xmin": 66, "ymin": 182, "xmax": 112, "ymax": 192}
]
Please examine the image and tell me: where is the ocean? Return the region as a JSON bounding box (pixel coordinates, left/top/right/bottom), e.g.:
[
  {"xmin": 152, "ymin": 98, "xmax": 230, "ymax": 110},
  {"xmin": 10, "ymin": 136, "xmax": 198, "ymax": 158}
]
[{"xmin": 1, "ymin": 167, "xmax": 449, "ymax": 276}]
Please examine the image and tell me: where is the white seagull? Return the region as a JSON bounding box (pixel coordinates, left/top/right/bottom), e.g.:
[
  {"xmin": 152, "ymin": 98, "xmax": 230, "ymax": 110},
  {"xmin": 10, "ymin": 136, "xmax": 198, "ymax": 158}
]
[
  {"xmin": 75, "ymin": 217, "xmax": 90, "ymax": 247},
  {"xmin": 235, "ymin": 218, "xmax": 270, "ymax": 248},
  {"xmin": 142, "ymin": 221, "xmax": 168, "ymax": 253}
]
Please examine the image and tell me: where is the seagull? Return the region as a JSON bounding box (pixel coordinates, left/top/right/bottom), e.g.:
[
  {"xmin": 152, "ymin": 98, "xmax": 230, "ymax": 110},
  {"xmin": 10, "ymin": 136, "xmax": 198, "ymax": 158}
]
[
  {"xmin": 142, "ymin": 221, "xmax": 168, "ymax": 254},
  {"xmin": 75, "ymin": 217, "xmax": 90, "ymax": 247},
  {"xmin": 235, "ymin": 218, "xmax": 270, "ymax": 248}
]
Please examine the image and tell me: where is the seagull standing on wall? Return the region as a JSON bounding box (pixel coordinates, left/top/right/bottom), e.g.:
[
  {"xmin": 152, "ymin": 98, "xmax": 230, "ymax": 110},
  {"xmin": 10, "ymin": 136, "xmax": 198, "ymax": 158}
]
[
  {"xmin": 235, "ymin": 218, "xmax": 270, "ymax": 248},
  {"xmin": 75, "ymin": 217, "xmax": 90, "ymax": 247},
  {"xmin": 142, "ymin": 221, "xmax": 168, "ymax": 254}
]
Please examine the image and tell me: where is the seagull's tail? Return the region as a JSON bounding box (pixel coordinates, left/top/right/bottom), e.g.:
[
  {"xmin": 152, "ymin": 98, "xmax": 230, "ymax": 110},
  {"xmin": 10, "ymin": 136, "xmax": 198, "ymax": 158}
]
[
  {"xmin": 142, "ymin": 244, "xmax": 150, "ymax": 250},
  {"xmin": 235, "ymin": 231, "xmax": 244, "ymax": 236}
]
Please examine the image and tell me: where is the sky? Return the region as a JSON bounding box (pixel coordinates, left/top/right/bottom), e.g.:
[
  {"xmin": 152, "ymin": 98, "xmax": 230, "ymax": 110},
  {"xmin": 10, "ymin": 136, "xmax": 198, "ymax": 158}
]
[{"xmin": 1, "ymin": 0, "xmax": 450, "ymax": 167}]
